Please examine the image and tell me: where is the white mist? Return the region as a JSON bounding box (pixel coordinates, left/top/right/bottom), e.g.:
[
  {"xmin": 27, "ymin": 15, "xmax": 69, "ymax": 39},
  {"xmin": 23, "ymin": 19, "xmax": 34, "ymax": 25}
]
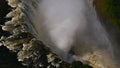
[{"xmin": 21, "ymin": 0, "xmax": 118, "ymax": 68}]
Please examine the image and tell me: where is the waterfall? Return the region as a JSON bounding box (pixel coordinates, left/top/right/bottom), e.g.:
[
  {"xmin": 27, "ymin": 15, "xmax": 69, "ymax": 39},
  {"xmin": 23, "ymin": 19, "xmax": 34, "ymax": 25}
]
[{"xmin": 21, "ymin": 0, "xmax": 119, "ymax": 68}]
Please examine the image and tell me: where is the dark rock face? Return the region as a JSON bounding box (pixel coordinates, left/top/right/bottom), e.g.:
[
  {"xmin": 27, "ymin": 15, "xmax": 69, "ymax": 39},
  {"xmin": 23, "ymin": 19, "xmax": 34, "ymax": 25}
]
[
  {"xmin": 0, "ymin": 0, "xmax": 27, "ymax": 68},
  {"xmin": 0, "ymin": 0, "xmax": 11, "ymax": 36},
  {"xmin": 0, "ymin": 46, "xmax": 27, "ymax": 68}
]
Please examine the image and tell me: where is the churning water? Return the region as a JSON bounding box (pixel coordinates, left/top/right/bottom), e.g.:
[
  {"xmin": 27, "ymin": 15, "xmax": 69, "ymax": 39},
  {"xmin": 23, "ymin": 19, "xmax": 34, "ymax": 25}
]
[{"xmin": 21, "ymin": 0, "xmax": 119, "ymax": 68}]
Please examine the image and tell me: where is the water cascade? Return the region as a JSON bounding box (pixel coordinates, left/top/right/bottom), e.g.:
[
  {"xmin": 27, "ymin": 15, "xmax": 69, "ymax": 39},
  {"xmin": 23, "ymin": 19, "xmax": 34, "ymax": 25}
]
[{"xmin": 4, "ymin": 0, "xmax": 119, "ymax": 68}]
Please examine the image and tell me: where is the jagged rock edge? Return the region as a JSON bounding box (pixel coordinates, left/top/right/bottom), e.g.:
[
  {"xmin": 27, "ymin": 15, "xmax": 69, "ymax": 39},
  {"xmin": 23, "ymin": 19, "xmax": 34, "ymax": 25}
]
[{"xmin": 0, "ymin": 0, "xmax": 93, "ymax": 68}]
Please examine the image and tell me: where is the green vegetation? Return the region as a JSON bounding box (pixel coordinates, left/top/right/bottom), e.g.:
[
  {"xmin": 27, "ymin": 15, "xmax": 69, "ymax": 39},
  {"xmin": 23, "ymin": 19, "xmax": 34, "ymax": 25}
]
[
  {"xmin": 95, "ymin": 0, "xmax": 120, "ymax": 29},
  {"xmin": 105, "ymin": 0, "xmax": 120, "ymax": 27}
]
